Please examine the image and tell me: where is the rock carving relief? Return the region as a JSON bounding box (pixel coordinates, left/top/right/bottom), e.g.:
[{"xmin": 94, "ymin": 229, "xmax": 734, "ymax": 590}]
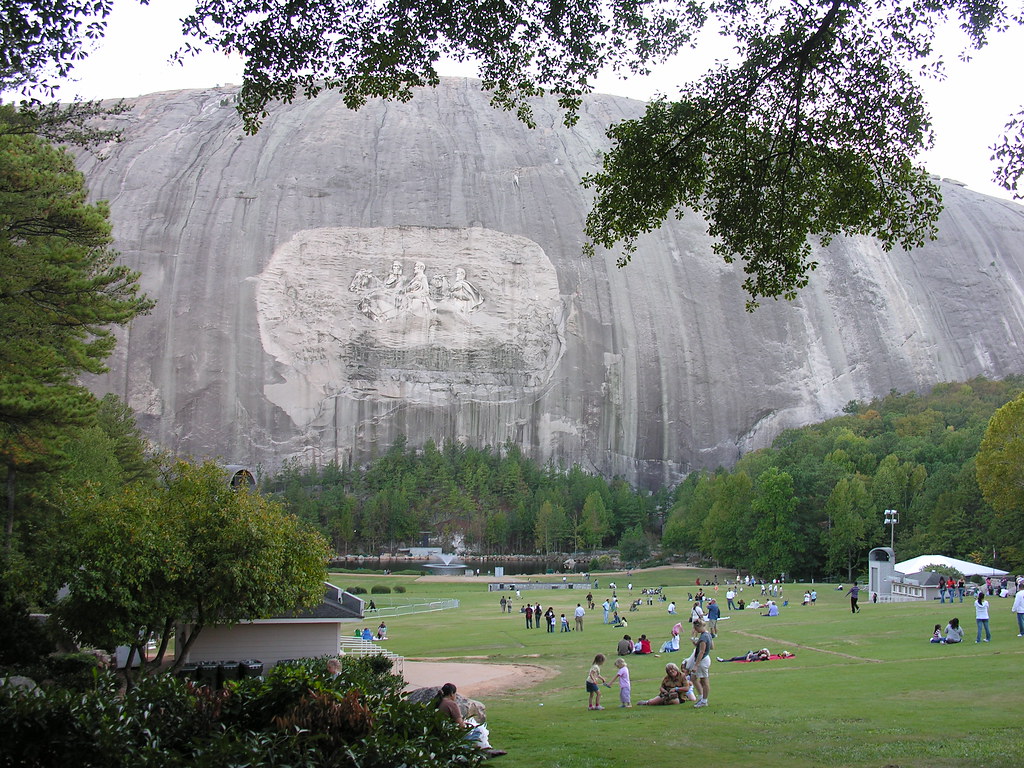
[
  {"xmin": 256, "ymin": 227, "xmax": 565, "ymax": 429},
  {"xmin": 348, "ymin": 261, "xmax": 485, "ymax": 322}
]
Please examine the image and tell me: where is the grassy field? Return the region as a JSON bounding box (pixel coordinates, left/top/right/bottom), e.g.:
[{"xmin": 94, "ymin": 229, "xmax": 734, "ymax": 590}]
[{"xmin": 328, "ymin": 568, "xmax": 1022, "ymax": 768}]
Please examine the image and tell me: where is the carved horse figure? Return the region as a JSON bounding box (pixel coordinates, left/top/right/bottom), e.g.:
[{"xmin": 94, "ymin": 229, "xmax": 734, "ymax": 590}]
[{"xmin": 349, "ymin": 268, "xmax": 400, "ymax": 322}]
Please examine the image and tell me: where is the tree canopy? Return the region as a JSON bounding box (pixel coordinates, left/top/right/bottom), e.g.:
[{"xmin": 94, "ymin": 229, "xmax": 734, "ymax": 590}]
[
  {"xmin": 170, "ymin": 0, "xmax": 1020, "ymax": 307},
  {"xmin": 57, "ymin": 460, "xmax": 331, "ymax": 675},
  {"xmin": 976, "ymin": 392, "xmax": 1024, "ymax": 558},
  {"xmin": 659, "ymin": 377, "xmax": 1024, "ymax": 576},
  {"xmin": 0, "ymin": 0, "xmax": 114, "ymax": 94}
]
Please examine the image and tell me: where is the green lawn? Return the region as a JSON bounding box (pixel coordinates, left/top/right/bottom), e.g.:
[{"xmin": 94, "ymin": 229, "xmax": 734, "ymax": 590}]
[{"xmin": 329, "ymin": 569, "xmax": 1023, "ymax": 767}]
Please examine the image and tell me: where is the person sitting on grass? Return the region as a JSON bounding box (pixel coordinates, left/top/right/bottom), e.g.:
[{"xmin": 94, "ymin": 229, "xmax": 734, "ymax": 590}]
[
  {"xmin": 633, "ymin": 634, "xmax": 653, "ymax": 654},
  {"xmin": 637, "ymin": 662, "xmax": 695, "ymax": 705},
  {"xmin": 617, "ymin": 634, "xmax": 633, "ymax": 656},
  {"xmin": 943, "ymin": 617, "xmax": 965, "ymax": 644},
  {"xmin": 433, "ymin": 682, "xmax": 506, "ymax": 757},
  {"xmin": 660, "ymin": 626, "xmax": 681, "ymax": 653},
  {"xmin": 930, "ymin": 624, "xmax": 945, "ymax": 643}
]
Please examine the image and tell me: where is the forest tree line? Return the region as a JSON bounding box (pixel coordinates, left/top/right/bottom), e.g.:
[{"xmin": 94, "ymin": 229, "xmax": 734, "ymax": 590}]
[{"xmin": 267, "ymin": 376, "xmax": 1024, "ymax": 579}]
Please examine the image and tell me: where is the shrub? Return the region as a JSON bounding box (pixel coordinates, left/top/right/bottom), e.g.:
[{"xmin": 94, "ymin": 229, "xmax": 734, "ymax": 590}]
[
  {"xmin": 370, "ymin": 585, "xmax": 391, "ymax": 595},
  {"xmin": 393, "ymin": 585, "xmax": 406, "ymax": 594},
  {"xmin": 0, "ymin": 659, "xmax": 481, "ymax": 767},
  {"xmin": 347, "ymin": 586, "xmax": 367, "ymax": 594},
  {"xmin": 42, "ymin": 652, "xmax": 102, "ymax": 691},
  {"xmin": 0, "ymin": 582, "xmax": 54, "ymax": 668}
]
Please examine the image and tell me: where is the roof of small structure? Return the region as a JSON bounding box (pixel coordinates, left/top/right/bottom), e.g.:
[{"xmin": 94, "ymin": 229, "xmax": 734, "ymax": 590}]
[
  {"xmin": 895, "ymin": 555, "xmax": 1008, "ymax": 577},
  {"xmin": 271, "ymin": 582, "xmax": 364, "ymax": 621},
  {"xmin": 896, "ymin": 571, "xmax": 945, "ymax": 587}
]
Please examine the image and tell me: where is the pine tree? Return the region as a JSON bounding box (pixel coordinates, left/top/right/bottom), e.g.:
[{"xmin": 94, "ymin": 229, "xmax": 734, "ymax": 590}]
[{"xmin": 0, "ymin": 105, "xmax": 152, "ymax": 549}]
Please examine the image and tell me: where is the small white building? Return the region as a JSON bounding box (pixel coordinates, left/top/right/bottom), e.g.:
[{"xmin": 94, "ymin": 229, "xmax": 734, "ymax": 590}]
[
  {"xmin": 890, "ymin": 570, "xmax": 946, "ymax": 601},
  {"xmin": 178, "ymin": 583, "xmax": 363, "ymax": 668}
]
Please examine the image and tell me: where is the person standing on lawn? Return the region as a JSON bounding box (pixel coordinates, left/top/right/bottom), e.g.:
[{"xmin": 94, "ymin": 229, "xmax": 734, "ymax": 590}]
[
  {"xmin": 586, "ymin": 654, "xmax": 608, "ymax": 710},
  {"xmin": 706, "ymin": 599, "xmax": 720, "ymax": 637},
  {"xmin": 1013, "ymin": 583, "xmax": 1024, "ymax": 637},
  {"xmin": 846, "ymin": 584, "xmax": 861, "ymax": 613},
  {"xmin": 614, "ymin": 658, "xmax": 632, "ymax": 708},
  {"xmin": 691, "ymin": 619, "xmax": 713, "ymax": 708},
  {"xmin": 575, "ymin": 603, "xmax": 586, "ymax": 632},
  {"xmin": 975, "ymin": 591, "xmax": 991, "ymax": 642}
]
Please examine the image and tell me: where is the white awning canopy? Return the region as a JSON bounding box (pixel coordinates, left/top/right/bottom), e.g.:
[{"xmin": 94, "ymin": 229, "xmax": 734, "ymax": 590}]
[{"xmin": 895, "ymin": 555, "xmax": 1008, "ymax": 578}]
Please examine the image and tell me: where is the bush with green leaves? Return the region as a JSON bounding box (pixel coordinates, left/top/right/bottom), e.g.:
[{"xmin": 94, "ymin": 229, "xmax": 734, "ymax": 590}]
[
  {"xmin": 41, "ymin": 652, "xmax": 102, "ymax": 691},
  {"xmin": 0, "ymin": 581, "xmax": 54, "ymax": 668},
  {"xmin": 393, "ymin": 585, "xmax": 406, "ymax": 593},
  {"xmin": 0, "ymin": 658, "xmax": 481, "ymax": 767},
  {"xmin": 370, "ymin": 585, "xmax": 391, "ymax": 594},
  {"xmin": 347, "ymin": 586, "xmax": 367, "ymax": 594}
]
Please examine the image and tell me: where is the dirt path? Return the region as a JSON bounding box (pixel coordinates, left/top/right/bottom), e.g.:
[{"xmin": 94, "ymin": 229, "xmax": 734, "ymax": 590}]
[{"xmin": 402, "ymin": 660, "xmax": 557, "ymax": 697}]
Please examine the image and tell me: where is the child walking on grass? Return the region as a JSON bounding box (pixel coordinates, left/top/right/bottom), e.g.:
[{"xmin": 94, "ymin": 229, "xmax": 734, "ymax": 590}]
[
  {"xmin": 586, "ymin": 654, "xmax": 607, "ymax": 710},
  {"xmin": 614, "ymin": 657, "xmax": 631, "ymax": 707}
]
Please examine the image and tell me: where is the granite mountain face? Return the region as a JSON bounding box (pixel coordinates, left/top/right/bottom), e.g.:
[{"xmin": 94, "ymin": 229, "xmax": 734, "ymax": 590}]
[{"xmin": 76, "ymin": 79, "xmax": 1024, "ymax": 487}]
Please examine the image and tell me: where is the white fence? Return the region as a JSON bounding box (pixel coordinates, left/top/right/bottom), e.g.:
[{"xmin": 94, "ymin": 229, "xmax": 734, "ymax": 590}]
[
  {"xmin": 364, "ymin": 598, "xmax": 460, "ymax": 617},
  {"xmin": 338, "ymin": 637, "xmax": 404, "ymax": 675}
]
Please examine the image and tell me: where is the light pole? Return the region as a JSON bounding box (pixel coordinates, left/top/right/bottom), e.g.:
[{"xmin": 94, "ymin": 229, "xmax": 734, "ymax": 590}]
[{"xmin": 883, "ymin": 509, "xmax": 898, "ymax": 551}]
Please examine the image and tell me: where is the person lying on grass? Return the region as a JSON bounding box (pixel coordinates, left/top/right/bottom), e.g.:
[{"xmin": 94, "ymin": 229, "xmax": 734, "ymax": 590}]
[{"xmin": 716, "ymin": 649, "xmax": 795, "ymax": 662}]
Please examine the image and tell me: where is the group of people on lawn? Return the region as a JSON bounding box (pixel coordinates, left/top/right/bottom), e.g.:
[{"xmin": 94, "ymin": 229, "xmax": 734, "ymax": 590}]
[
  {"xmin": 587, "ymin": 618, "xmax": 713, "ymax": 710},
  {"xmin": 931, "ymin": 578, "xmax": 1024, "ymax": 643}
]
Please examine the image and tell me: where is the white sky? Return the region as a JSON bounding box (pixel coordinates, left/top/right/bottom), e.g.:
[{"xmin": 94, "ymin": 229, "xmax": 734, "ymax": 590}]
[{"xmin": 53, "ymin": 0, "xmax": 1024, "ymax": 203}]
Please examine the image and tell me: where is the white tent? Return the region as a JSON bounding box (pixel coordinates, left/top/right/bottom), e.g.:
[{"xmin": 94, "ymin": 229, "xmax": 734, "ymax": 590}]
[{"xmin": 895, "ymin": 555, "xmax": 1008, "ymax": 578}]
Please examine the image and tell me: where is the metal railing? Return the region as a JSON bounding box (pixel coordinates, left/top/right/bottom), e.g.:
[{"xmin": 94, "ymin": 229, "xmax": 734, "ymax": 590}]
[
  {"xmin": 337, "ymin": 637, "xmax": 404, "ymax": 675},
  {"xmin": 363, "ymin": 598, "xmax": 459, "ymax": 617}
]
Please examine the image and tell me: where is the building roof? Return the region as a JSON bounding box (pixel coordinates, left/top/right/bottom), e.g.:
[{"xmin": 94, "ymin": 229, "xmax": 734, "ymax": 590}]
[
  {"xmin": 271, "ymin": 582, "xmax": 364, "ymax": 621},
  {"xmin": 897, "ymin": 571, "xmax": 945, "ymax": 587},
  {"xmin": 895, "ymin": 555, "xmax": 1008, "ymax": 577}
]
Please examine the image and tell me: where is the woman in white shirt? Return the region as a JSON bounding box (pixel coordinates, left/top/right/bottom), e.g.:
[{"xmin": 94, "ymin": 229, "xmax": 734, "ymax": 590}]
[{"xmin": 974, "ymin": 592, "xmax": 991, "ymax": 643}]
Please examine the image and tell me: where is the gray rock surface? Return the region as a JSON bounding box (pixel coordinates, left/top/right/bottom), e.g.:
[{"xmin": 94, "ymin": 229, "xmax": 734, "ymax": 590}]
[{"xmin": 76, "ymin": 79, "xmax": 1024, "ymax": 487}]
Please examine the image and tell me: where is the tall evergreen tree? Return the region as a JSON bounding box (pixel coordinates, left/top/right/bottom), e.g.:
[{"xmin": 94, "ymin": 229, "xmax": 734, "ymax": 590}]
[{"xmin": 0, "ymin": 107, "xmax": 152, "ymax": 550}]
